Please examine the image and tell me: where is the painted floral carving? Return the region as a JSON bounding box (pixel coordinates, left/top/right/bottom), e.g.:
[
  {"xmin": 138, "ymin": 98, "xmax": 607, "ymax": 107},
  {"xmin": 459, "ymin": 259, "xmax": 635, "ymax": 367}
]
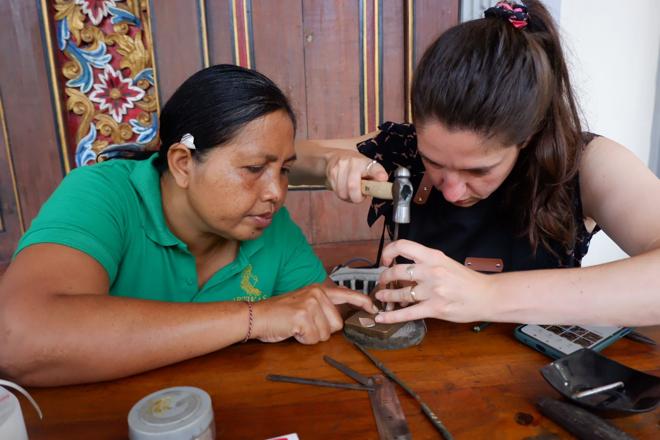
[
  {"xmin": 53, "ymin": 0, "xmax": 158, "ymax": 167},
  {"xmin": 89, "ymin": 65, "xmax": 145, "ymax": 123},
  {"xmin": 74, "ymin": 0, "xmax": 117, "ymax": 26}
]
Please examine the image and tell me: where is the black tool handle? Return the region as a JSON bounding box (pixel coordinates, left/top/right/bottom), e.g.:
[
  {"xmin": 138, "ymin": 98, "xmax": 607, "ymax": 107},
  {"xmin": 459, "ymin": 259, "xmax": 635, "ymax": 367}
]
[
  {"xmin": 536, "ymin": 397, "xmax": 636, "ymax": 440},
  {"xmin": 625, "ymin": 330, "xmax": 657, "ymax": 346},
  {"xmin": 323, "ymin": 355, "xmax": 371, "ymax": 386},
  {"xmin": 267, "ymin": 374, "xmax": 370, "ymax": 391}
]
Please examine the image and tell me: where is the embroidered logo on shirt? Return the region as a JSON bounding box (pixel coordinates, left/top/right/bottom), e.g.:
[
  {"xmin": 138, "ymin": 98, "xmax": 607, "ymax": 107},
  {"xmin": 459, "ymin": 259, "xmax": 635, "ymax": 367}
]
[{"xmin": 240, "ymin": 264, "xmax": 262, "ymax": 296}]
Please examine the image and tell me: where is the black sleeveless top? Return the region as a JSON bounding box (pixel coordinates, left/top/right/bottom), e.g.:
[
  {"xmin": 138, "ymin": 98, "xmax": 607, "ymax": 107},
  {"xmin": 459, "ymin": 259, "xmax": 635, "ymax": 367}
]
[{"xmin": 357, "ymin": 122, "xmax": 600, "ymax": 271}]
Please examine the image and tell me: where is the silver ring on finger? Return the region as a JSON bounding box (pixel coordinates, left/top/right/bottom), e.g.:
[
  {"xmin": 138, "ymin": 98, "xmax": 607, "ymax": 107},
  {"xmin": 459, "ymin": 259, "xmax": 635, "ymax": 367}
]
[
  {"xmin": 365, "ymin": 159, "xmax": 378, "ymax": 173},
  {"xmin": 406, "ymin": 265, "xmax": 415, "ymax": 283},
  {"xmin": 409, "ymin": 286, "xmax": 417, "ymax": 302}
]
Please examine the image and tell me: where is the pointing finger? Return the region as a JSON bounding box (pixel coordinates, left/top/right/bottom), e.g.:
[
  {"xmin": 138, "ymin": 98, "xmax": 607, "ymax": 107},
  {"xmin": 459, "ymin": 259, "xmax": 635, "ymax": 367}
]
[{"xmin": 324, "ymin": 286, "xmax": 379, "ymax": 314}]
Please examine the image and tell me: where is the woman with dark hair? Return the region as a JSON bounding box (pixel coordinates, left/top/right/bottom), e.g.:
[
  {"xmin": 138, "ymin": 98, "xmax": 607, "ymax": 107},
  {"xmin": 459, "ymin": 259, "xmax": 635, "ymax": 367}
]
[
  {"xmin": 293, "ymin": 1, "xmax": 660, "ymax": 326},
  {"xmin": 0, "ymin": 65, "xmax": 376, "ymax": 386}
]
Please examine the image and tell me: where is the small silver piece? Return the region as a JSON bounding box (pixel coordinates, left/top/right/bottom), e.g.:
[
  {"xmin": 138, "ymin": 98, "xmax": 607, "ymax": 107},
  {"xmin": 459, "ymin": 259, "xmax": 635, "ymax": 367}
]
[
  {"xmin": 359, "ymin": 317, "xmax": 376, "ymax": 328},
  {"xmin": 572, "ymin": 381, "xmax": 624, "ymax": 399}
]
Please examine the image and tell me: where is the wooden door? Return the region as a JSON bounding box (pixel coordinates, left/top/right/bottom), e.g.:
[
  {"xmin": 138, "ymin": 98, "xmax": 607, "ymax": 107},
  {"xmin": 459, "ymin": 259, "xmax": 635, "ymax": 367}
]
[{"xmin": 0, "ymin": 0, "xmax": 459, "ymax": 271}]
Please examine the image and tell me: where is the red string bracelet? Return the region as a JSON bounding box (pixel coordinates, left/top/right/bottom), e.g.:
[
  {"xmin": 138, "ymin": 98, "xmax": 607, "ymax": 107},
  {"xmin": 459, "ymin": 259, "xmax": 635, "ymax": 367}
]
[{"xmin": 242, "ymin": 301, "xmax": 254, "ymax": 343}]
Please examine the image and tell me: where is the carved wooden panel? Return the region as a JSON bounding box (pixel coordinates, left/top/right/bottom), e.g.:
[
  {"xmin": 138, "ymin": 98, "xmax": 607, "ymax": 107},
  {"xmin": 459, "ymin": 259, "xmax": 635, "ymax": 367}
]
[
  {"xmin": 0, "ymin": 94, "xmax": 23, "ymax": 267},
  {"xmin": 0, "ymin": 0, "xmax": 460, "ymax": 271},
  {"xmin": 51, "ymin": 0, "xmax": 160, "ymax": 168},
  {"xmin": 0, "ymin": 0, "xmax": 66, "ymax": 270}
]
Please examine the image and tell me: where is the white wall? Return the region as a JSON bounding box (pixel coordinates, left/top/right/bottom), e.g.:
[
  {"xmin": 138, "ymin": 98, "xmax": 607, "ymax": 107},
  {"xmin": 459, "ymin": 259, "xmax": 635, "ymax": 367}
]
[{"xmin": 559, "ymin": 0, "xmax": 660, "ymax": 266}]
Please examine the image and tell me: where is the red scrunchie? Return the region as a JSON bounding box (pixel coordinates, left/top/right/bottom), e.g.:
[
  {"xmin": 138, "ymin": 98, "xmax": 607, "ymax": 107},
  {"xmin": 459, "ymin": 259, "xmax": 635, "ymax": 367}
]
[{"xmin": 484, "ymin": 1, "xmax": 529, "ymax": 29}]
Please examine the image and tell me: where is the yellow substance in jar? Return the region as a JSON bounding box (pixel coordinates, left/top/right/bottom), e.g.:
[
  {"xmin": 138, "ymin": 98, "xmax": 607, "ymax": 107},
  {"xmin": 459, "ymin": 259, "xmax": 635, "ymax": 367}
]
[{"xmin": 150, "ymin": 397, "xmax": 172, "ymax": 415}]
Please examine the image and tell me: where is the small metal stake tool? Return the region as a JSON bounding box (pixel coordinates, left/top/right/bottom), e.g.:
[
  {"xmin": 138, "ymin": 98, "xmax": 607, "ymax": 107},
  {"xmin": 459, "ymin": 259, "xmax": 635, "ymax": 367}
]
[{"xmin": 344, "ymin": 166, "xmax": 426, "ymax": 349}]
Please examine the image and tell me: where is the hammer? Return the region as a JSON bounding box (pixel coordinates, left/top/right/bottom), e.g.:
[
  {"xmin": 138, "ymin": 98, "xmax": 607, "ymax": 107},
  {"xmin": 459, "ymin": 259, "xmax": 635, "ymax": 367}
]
[
  {"xmin": 390, "ymin": 167, "xmax": 413, "ymax": 242},
  {"xmin": 357, "ymin": 167, "xmax": 412, "ymax": 240},
  {"xmin": 358, "ymin": 167, "xmax": 413, "ymax": 311},
  {"xmin": 341, "ymin": 167, "xmax": 426, "ymax": 342}
]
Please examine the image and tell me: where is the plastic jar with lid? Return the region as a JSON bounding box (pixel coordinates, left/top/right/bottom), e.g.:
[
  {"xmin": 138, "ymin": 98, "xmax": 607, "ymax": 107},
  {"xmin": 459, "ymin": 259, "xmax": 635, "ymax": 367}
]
[{"xmin": 128, "ymin": 386, "xmax": 215, "ymax": 440}]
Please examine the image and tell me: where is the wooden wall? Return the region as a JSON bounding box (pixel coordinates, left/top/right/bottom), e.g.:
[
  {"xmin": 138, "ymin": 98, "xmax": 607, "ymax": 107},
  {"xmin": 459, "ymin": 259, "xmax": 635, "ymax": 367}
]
[{"xmin": 0, "ymin": 0, "xmax": 459, "ymax": 271}]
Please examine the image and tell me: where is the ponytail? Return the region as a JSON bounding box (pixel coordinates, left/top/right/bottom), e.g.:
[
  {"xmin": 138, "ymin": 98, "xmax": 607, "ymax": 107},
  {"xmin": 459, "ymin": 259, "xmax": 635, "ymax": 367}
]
[{"xmin": 412, "ymin": 0, "xmax": 584, "ymax": 255}]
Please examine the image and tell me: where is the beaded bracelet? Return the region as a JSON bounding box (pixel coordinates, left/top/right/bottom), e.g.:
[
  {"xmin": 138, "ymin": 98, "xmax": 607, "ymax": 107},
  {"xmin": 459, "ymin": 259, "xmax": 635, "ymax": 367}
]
[{"xmin": 242, "ymin": 301, "xmax": 254, "ymax": 343}]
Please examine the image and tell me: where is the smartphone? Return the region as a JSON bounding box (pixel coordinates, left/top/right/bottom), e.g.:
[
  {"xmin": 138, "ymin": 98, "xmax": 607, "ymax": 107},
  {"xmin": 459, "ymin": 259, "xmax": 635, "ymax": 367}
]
[{"xmin": 514, "ymin": 324, "xmax": 631, "ymax": 359}]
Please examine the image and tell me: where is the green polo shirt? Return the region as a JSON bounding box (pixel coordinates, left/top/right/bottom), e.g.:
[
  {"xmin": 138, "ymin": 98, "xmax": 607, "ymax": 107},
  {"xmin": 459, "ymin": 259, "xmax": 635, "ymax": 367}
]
[{"xmin": 14, "ymin": 155, "xmax": 326, "ymax": 302}]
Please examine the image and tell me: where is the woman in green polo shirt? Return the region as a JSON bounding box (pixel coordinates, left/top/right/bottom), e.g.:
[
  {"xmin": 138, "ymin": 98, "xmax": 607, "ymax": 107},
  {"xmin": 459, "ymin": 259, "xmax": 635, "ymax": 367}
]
[{"xmin": 0, "ymin": 65, "xmax": 376, "ymax": 386}]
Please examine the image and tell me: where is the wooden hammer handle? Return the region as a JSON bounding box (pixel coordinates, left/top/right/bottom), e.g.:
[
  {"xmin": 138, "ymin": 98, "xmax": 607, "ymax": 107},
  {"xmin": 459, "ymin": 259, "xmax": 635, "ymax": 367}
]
[
  {"xmin": 360, "ymin": 180, "xmax": 393, "ymax": 200},
  {"xmin": 323, "ymin": 179, "xmax": 393, "ymax": 199}
]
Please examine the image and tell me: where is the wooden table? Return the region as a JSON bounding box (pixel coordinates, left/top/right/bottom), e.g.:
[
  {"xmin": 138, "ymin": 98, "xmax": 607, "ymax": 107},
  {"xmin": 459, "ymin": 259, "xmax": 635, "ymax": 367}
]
[{"xmin": 22, "ymin": 321, "xmax": 660, "ymax": 439}]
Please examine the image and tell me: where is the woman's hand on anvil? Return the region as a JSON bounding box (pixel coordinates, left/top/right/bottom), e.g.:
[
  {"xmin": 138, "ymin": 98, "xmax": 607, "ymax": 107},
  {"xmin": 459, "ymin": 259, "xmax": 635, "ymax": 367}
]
[
  {"xmin": 325, "ymin": 149, "xmax": 388, "ymax": 203},
  {"xmin": 374, "ymin": 240, "xmax": 495, "ymax": 324},
  {"xmin": 252, "ymin": 284, "xmax": 378, "ymax": 344}
]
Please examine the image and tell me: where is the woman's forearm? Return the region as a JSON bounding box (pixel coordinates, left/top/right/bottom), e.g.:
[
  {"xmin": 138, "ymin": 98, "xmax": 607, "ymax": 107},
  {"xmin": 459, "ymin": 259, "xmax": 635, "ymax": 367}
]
[
  {"xmin": 290, "ymin": 139, "xmax": 334, "ymax": 185},
  {"xmin": 291, "ymin": 134, "xmax": 373, "ymax": 185},
  {"xmin": 0, "ymin": 293, "xmax": 249, "ymax": 386},
  {"xmin": 488, "ymin": 248, "xmax": 660, "ymax": 326}
]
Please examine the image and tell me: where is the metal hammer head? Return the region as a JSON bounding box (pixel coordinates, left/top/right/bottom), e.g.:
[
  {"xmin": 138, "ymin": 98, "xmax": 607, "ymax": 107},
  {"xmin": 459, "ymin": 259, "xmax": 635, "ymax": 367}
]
[{"xmin": 392, "ymin": 167, "xmax": 412, "ymax": 224}]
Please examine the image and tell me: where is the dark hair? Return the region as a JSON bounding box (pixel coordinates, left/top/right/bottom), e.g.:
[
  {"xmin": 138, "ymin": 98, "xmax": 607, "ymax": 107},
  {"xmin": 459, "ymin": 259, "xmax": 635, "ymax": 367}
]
[
  {"xmin": 154, "ymin": 64, "xmax": 296, "ymax": 173},
  {"xmin": 412, "ymin": 0, "xmax": 583, "ymax": 255}
]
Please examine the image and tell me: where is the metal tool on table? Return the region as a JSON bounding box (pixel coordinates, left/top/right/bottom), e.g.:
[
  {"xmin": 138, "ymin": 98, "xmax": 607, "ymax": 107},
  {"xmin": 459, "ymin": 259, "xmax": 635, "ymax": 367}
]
[
  {"xmin": 571, "ymin": 381, "xmax": 625, "ymax": 400},
  {"xmin": 354, "ymin": 343, "xmax": 454, "ymax": 440},
  {"xmin": 267, "ymin": 355, "xmax": 411, "ymax": 440},
  {"xmin": 624, "ymin": 330, "xmax": 657, "ymax": 346},
  {"xmin": 344, "ymin": 167, "xmax": 427, "ymax": 350}
]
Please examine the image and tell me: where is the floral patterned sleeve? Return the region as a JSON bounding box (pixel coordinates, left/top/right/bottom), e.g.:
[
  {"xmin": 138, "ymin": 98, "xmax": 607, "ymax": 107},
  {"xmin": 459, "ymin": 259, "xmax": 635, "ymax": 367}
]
[{"xmin": 356, "ymin": 122, "xmax": 424, "ymax": 228}]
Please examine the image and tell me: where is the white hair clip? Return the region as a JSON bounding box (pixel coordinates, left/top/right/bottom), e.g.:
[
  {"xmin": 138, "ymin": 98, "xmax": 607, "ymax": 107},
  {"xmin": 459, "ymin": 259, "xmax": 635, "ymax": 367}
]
[{"xmin": 180, "ymin": 133, "xmax": 196, "ymax": 150}]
